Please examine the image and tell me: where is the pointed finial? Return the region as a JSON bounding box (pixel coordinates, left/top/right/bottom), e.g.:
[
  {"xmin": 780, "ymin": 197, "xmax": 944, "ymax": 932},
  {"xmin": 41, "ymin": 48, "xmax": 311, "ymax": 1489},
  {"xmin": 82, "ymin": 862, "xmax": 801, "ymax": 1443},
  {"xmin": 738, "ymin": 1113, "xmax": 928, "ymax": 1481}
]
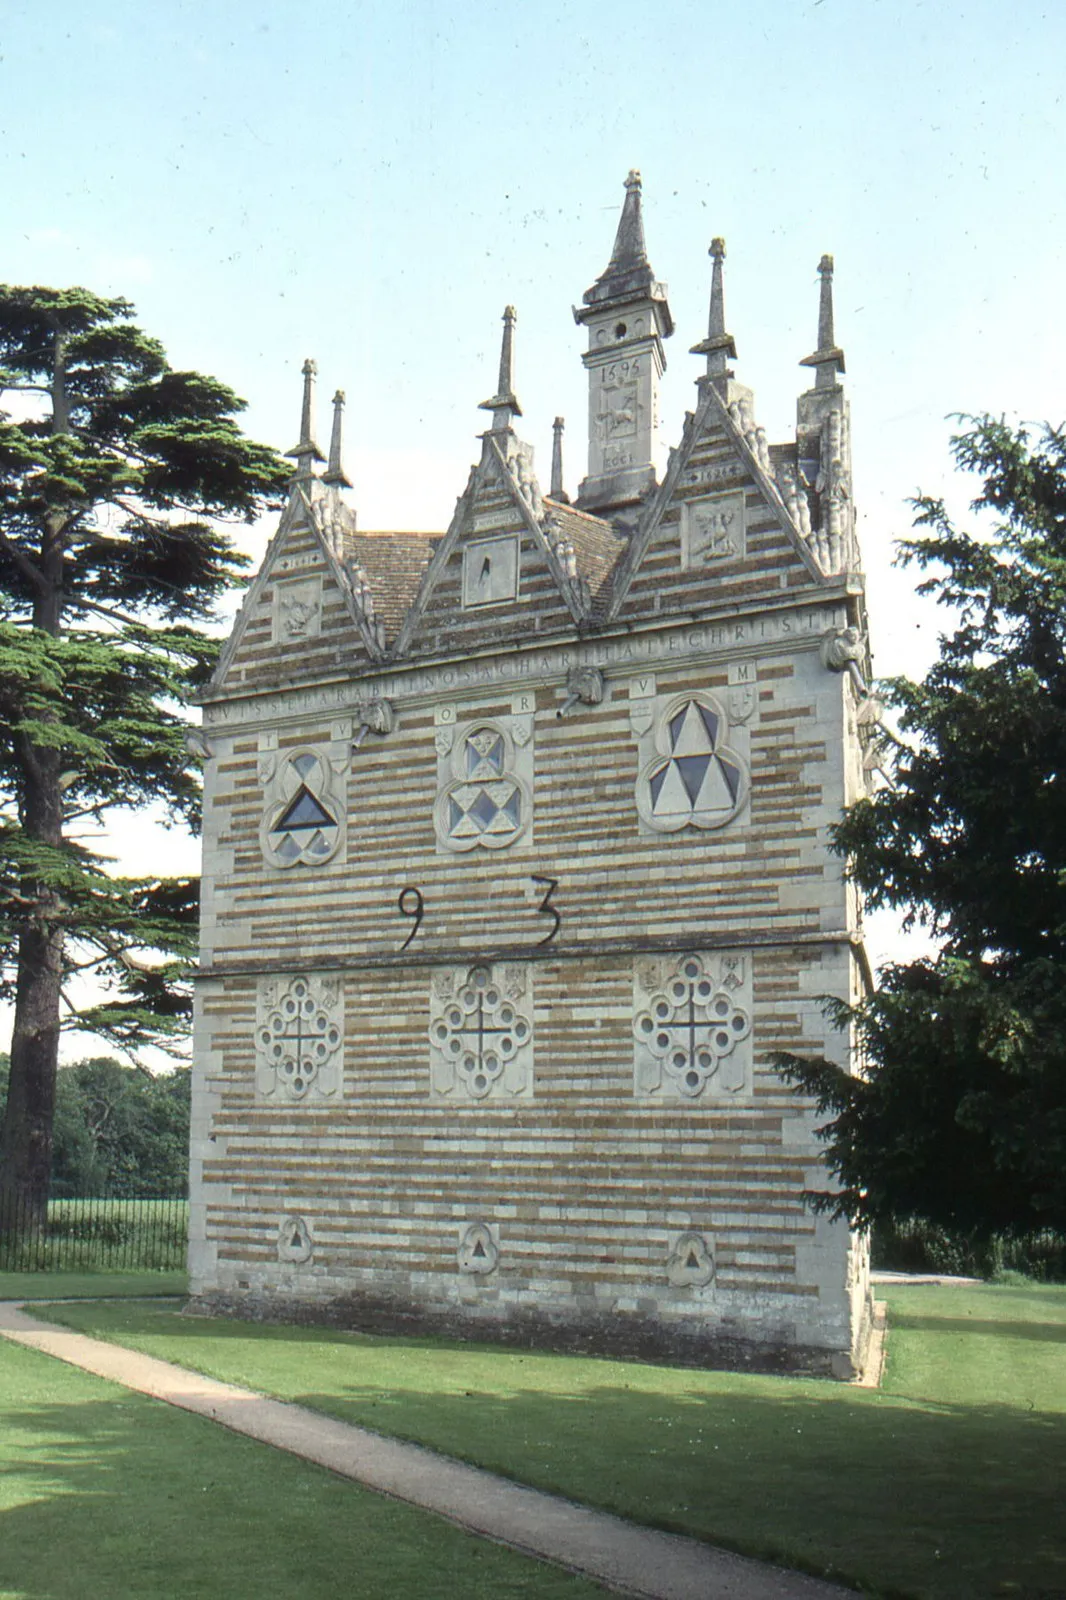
[
  {"xmin": 800, "ymin": 253, "xmax": 846, "ymax": 387},
  {"xmin": 478, "ymin": 305, "xmax": 523, "ymax": 431},
  {"xmin": 286, "ymin": 358, "xmax": 325, "ymax": 478},
  {"xmin": 690, "ymin": 237, "xmax": 738, "ymax": 378},
  {"xmin": 550, "ymin": 416, "xmax": 568, "ymax": 501},
  {"xmin": 604, "ymin": 170, "xmax": 648, "ymax": 278},
  {"xmin": 322, "ymin": 390, "xmax": 352, "ymax": 488}
]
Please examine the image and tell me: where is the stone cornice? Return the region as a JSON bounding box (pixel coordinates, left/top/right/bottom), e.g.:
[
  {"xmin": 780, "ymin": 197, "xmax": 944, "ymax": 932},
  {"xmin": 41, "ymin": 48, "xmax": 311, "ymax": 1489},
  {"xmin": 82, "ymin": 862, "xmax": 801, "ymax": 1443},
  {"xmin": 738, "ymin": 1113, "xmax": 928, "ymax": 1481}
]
[{"xmin": 199, "ymin": 586, "xmax": 859, "ymax": 733}]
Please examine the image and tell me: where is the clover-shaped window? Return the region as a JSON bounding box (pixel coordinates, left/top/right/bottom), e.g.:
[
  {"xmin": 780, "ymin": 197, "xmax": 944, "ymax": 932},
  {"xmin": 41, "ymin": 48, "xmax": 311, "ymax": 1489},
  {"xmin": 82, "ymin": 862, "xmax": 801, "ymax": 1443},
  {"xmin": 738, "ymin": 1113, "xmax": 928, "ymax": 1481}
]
[
  {"xmin": 636, "ymin": 694, "xmax": 747, "ymax": 832},
  {"xmin": 263, "ymin": 750, "xmax": 342, "ymax": 868}
]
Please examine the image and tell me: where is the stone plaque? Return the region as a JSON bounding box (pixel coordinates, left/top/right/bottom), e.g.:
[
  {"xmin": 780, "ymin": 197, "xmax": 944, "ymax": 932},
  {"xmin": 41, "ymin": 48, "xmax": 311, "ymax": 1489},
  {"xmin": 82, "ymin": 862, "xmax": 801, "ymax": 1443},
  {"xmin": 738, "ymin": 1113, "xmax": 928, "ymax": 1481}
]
[
  {"xmin": 462, "ymin": 535, "xmax": 519, "ymax": 607},
  {"xmin": 680, "ymin": 493, "xmax": 746, "ymax": 567}
]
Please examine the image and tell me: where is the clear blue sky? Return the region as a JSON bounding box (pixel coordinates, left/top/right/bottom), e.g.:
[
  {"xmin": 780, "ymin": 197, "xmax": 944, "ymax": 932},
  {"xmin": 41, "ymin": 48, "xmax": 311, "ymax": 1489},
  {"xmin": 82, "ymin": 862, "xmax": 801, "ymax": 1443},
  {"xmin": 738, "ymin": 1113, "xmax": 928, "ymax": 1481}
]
[{"xmin": 1, "ymin": 0, "xmax": 1063, "ymax": 1016}]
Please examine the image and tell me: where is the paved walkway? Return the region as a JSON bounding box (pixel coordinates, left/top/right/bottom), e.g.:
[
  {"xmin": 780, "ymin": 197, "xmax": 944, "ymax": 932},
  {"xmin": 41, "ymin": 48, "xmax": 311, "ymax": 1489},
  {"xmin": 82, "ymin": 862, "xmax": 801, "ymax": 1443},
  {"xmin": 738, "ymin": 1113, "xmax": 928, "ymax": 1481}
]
[{"xmin": 0, "ymin": 1300, "xmax": 856, "ymax": 1600}]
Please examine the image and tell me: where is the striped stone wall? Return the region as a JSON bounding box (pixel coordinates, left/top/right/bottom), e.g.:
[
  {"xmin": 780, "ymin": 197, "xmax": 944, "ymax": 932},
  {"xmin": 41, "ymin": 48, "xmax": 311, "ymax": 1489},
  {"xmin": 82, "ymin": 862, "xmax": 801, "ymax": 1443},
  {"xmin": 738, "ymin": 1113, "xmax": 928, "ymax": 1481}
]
[{"xmin": 191, "ymin": 558, "xmax": 873, "ymax": 1374}]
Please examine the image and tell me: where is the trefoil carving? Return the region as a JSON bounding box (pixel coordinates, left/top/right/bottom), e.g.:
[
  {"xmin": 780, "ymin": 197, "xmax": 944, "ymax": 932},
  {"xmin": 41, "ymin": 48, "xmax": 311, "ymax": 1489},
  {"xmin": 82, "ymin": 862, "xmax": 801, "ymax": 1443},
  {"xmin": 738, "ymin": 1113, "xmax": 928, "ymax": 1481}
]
[
  {"xmin": 635, "ymin": 692, "xmax": 748, "ymax": 833},
  {"xmin": 666, "ymin": 1231, "xmax": 715, "ymax": 1287},
  {"xmin": 458, "ymin": 1221, "xmax": 499, "ymax": 1275},
  {"xmin": 434, "ymin": 716, "xmax": 532, "ymax": 853},
  {"xmin": 277, "ymin": 1214, "xmax": 314, "ymax": 1264},
  {"xmin": 260, "ymin": 745, "xmax": 346, "ymax": 868}
]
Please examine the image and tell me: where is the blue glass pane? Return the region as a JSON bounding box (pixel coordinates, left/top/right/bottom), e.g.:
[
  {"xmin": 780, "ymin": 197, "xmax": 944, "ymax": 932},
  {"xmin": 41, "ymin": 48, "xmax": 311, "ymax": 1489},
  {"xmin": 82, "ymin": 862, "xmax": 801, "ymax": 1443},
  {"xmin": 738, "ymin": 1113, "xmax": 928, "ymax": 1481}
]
[
  {"xmin": 470, "ymin": 791, "xmax": 498, "ymax": 828},
  {"xmin": 675, "ymin": 754, "xmax": 711, "ymax": 803},
  {"xmin": 275, "ymin": 786, "xmax": 335, "ymax": 831},
  {"xmin": 697, "ymin": 703, "xmax": 719, "ymax": 747},
  {"xmin": 649, "ymin": 760, "xmax": 670, "ymax": 807},
  {"xmin": 718, "ymin": 756, "xmax": 743, "ymax": 803}
]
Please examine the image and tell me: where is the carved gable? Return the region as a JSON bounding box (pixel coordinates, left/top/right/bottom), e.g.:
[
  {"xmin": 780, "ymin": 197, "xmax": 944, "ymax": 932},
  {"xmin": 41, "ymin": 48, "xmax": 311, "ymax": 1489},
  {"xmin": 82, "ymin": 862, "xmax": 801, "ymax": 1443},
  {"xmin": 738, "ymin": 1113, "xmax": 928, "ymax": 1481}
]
[
  {"xmin": 609, "ymin": 383, "xmax": 825, "ymax": 625},
  {"xmin": 212, "ymin": 491, "xmax": 379, "ymax": 695},
  {"xmin": 397, "ymin": 440, "xmax": 584, "ymax": 658}
]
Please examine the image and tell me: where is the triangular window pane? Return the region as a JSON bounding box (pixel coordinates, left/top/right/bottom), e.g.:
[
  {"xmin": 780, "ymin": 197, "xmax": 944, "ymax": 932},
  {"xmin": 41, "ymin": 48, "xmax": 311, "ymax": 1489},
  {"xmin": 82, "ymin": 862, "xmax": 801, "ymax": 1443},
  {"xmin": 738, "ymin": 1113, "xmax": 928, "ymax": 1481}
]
[
  {"xmin": 697, "ymin": 703, "xmax": 719, "ymax": 748},
  {"xmin": 716, "ymin": 755, "xmax": 743, "ymax": 803},
  {"xmin": 275, "ymin": 785, "xmax": 335, "ymax": 832},
  {"xmin": 672, "ymin": 703, "xmax": 715, "ymax": 757},
  {"xmin": 649, "ymin": 761, "xmax": 670, "ymax": 807},
  {"xmin": 675, "ymin": 754, "xmax": 712, "ymax": 804}
]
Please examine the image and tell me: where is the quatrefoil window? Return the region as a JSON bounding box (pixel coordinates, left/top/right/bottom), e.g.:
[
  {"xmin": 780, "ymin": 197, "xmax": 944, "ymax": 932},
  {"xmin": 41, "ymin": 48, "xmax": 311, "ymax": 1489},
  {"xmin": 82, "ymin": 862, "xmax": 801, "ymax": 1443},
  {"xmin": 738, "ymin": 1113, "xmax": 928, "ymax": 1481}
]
[
  {"xmin": 430, "ymin": 965, "xmax": 531, "ymax": 1098},
  {"xmin": 428, "ymin": 963, "xmax": 534, "ymax": 1100},
  {"xmin": 435, "ymin": 721, "xmax": 529, "ymax": 852},
  {"xmin": 256, "ymin": 975, "xmax": 343, "ymax": 1101}
]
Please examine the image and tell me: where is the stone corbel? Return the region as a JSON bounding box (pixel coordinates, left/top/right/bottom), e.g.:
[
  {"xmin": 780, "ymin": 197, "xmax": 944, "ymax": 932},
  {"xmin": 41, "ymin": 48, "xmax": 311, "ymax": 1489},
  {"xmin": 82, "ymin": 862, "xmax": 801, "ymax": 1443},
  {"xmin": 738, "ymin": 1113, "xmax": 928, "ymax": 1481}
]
[
  {"xmin": 352, "ymin": 697, "xmax": 395, "ymax": 751},
  {"xmin": 184, "ymin": 729, "xmax": 215, "ymax": 762},
  {"xmin": 820, "ymin": 626, "xmax": 868, "ymax": 696},
  {"xmin": 557, "ymin": 666, "xmax": 605, "ymax": 719}
]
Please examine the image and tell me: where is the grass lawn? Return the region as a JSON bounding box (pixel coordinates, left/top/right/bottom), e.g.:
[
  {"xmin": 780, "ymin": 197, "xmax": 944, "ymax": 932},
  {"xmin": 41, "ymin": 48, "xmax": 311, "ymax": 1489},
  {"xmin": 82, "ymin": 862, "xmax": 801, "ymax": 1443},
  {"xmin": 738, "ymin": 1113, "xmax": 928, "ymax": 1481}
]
[
  {"xmin": 0, "ymin": 1269, "xmax": 187, "ymax": 1300},
  {"xmin": 37, "ymin": 1283, "xmax": 1066, "ymax": 1599},
  {"xmin": 0, "ymin": 1333, "xmax": 607, "ymax": 1599}
]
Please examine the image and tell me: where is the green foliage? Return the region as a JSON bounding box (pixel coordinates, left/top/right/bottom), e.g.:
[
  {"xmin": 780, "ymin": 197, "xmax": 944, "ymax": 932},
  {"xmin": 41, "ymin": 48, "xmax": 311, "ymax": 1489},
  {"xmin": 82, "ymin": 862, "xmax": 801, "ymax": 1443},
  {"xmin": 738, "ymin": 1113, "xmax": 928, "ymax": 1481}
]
[
  {"xmin": 872, "ymin": 1215, "xmax": 1066, "ymax": 1281},
  {"xmin": 0, "ymin": 1054, "xmax": 189, "ymax": 1194},
  {"xmin": 777, "ymin": 417, "xmax": 1066, "ymax": 1240},
  {"xmin": 0, "ymin": 283, "xmax": 288, "ymax": 1202}
]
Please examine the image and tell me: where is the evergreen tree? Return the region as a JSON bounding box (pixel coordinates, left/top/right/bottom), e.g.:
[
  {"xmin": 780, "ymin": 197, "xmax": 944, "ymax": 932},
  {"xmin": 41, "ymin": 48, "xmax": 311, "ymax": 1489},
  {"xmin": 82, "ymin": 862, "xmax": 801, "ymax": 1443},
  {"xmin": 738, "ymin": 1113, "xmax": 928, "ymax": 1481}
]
[
  {"xmin": 779, "ymin": 417, "xmax": 1066, "ymax": 1241},
  {"xmin": 0, "ymin": 286, "xmax": 289, "ymax": 1213},
  {"xmin": 0, "ymin": 1054, "xmax": 189, "ymax": 1196}
]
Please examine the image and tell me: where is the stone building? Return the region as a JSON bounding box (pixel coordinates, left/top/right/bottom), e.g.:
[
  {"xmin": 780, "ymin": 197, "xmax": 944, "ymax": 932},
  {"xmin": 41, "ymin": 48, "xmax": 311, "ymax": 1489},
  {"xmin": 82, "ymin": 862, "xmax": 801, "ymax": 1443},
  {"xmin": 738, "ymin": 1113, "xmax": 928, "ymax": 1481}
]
[{"xmin": 190, "ymin": 172, "xmax": 876, "ymax": 1375}]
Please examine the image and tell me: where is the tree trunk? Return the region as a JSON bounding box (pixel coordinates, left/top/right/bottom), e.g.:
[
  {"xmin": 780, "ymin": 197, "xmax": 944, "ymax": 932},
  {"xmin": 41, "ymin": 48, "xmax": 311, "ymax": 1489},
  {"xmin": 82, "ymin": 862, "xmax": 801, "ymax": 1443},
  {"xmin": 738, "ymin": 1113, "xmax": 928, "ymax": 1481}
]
[
  {"xmin": 0, "ymin": 328, "xmax": 70, "ymax": 1226},
  {"xmin": 0, "ymin": 924, "xmax": 63, "ymax": 1221},
  {"xmin": 0, "ymin": 502, "xmax": 66, "ymax": 1220},
  {"xmin": 0, "ymin": 705, "xmax": 64, "ymax": 1221}
]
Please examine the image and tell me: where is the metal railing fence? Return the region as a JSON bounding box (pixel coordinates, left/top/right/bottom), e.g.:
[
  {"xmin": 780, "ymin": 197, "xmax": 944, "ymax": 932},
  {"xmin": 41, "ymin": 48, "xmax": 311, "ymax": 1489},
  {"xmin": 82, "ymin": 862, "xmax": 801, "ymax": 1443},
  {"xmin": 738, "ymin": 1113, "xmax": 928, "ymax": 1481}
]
[{"xmin": 0, "ymin": 1191, "xmax": 187, "ymax": 1272}]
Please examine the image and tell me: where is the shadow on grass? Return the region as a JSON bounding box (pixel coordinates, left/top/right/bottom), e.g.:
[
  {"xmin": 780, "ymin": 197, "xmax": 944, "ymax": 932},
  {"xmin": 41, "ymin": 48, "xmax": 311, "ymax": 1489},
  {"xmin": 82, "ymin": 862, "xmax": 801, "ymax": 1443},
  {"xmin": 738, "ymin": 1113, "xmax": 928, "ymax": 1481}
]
[
  {"xmin": 0, "ymin": 1386, "xmax": 601, "ymax": 1600},
  {"xmin": 887, "ymin": 1310, "xmax": 1066, "ymax": 1343},
  {"xmin": 296, "ymin": 1379, "xmax": 1064, "ymax": 1600},
  {"xmin": 37, "ymin": 1304, "xmax": 1066, "ymax": 1600}
]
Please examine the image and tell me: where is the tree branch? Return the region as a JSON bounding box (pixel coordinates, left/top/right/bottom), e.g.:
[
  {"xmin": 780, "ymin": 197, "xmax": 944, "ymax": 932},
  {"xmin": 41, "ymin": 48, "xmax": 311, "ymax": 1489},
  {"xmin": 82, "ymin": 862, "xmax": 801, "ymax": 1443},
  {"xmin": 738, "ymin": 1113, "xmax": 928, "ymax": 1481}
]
[
  {"xmin": 0, "ymin": 529, "xmax": 48, "ymax": 596},
  {"xmin": 60, "ymin": 591, "xmax": 145, "ymax": 629}
]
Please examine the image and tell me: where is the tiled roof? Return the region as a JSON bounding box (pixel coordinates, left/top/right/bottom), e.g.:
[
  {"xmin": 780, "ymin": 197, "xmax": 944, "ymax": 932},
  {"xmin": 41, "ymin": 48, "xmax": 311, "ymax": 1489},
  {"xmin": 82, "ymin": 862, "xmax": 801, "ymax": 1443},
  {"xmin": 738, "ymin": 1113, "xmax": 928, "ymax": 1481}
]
[
  {"xmin": 344, "ymin": 531, "xmax": 439, "ymax": 643},
  {"xmin": 543, "ymin": 497, "xmax": 627, "ymax": 616}
]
